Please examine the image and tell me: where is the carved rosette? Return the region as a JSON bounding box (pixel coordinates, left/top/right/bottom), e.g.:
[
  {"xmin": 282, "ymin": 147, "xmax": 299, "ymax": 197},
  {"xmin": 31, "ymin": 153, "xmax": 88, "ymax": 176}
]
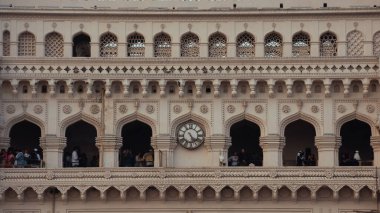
[
  {"xmin": 200, "ymin": 105, "xmax": 208, "ymax": 114},
  {"xmin": 104, "ymin": 170, "xmax": 112, "ymax": 179},
  {"xmin": 311, "ymin": 105, "xmax": 319, "ymax": 113},
  {"xmin": 45, "ymin": 171, "xmax": 55, "ymax": 180},
  {"xmin": 33, "ymin": 105, "xmax": 43, "ymax": 114},
  {"xmin": 255, "ymin": 105, "xmax": 263, "ymax": 113},
  {"xmin": 146, "ymin": 105, "xmax": 155, "ymax": 114},
  {"xmin": 366, "ymin": 105, "xmax": 375, "ymax": 113},
  {"xmin": 227, "ymin": 105, "xmax": 235, "ymax": 113},
  {"xmin": 90, "ymin": 105, "xmax": 100, "ymax": 114},
  {"xmin": 6, "ymin": 105, "xmax": 16, "ymax": 114},
  {"xmin": 337, "ymin": 105, "xmax": 346, "ymax": 113},
  {"xmin": 118, "ymin": 105, "xmax": 128, "ymax": 114},
  {"xmin": 62, "ymin": 105, "xmax": 72, "ymax": 114},
  {"xmin": 282, "ymin": 105, "xmax": 291, "ymax": 114},
  {"xmin": 173, "ymin": 105, "xmax": 182, "ymax": 114}
]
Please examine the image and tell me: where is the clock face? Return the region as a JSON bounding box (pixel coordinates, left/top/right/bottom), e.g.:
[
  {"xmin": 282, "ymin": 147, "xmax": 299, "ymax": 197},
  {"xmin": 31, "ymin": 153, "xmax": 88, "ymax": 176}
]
[{"xmin": 177, "ymin": 122, "xmax": 205, "ymax": 150}]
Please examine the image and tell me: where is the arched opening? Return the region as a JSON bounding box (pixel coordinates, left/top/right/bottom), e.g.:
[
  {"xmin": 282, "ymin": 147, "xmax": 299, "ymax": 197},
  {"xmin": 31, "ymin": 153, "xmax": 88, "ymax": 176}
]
[
  {"xmin": 9, "ymin": 120, "xmax": 42, "ymax": 167},
  {"xmin": 63, "ymin": 121, "xmax": 98, "ymax": 167},
  {"xmin": 120, "ymin": 120, "xmax": 153, "ymax": 167},
  {"xmin": 228, "ymin": 120, "xmax": 262, "ymax": 166},
  {"xmin": 283, "ymin": 120, "xmax": 317, "ymax": 166},
  {"xmin": 339, "ymin": 119, "xmax": 372, "ymax": 166},
  {"xmin": 73, "ymin": 33, "xmax": 91, "ymax": 57}
]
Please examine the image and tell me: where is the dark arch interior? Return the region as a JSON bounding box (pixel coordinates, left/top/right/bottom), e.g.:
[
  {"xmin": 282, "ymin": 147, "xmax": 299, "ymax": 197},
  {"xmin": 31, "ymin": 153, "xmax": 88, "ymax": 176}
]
[
  {"xmin": 339, "ymin": 119, "xmax": 372, "ymax": 166},
  {"xmin": 228, "ymin": 120, "xmax": 262, "ymax": 166},
  {"xmin": 9, "ymin": 120, "xmax": 41, "ymax": 152},
  {"xmin": 283, "ymin": 120, "xmax": 317, "ymax": 166},
  {"xmin": 120, "ymin": 120, "xmax": 152, "ymax": 167},
  {"xmin": 73, "ymin": 34, "xmax": 91, "ymax": 57},
  {"xmin": 64, "ymin": 120, "xmax": 98, "ymax": 167}
]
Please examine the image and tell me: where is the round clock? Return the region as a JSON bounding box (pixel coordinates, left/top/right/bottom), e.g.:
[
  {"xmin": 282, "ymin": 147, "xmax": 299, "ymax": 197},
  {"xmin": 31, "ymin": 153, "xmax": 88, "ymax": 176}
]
[{"xmin": 177, "ymin": 122, "xmax": 205, "ymax": 149}]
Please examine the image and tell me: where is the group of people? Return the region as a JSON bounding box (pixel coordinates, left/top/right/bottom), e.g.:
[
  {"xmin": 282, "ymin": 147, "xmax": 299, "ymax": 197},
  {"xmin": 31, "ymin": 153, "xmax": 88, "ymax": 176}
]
[
  {"xmin": 63, "ymin": 147, "xmax": 98, "ymax": 167},
  {"xmin": 296, "ymin": 150, "xmax": 316, "ymax": 166},
  {"xmin": 228, "ymin": 148, "xmax": 262, "ymax": 166},
  {"xmin": 120, "ymin": 148, "xmax": 154, "ymax": 167},
  {"xmin": 340, "ymin": 150, "xmax": 362, "ymax": 166},
  {"xmin": 0, "ymin": 147, "xmax": 42, "ymax": 168}
]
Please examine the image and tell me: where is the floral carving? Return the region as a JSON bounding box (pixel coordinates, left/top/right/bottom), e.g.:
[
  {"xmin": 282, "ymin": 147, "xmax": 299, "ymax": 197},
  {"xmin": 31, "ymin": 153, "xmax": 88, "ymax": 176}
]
[
  {"xmin": 90, "ymin": 105, "xmax": 100, "ymax": 114},
  {"xmin": 33, "ymin": 105, "xmax": 43, "ymax": 114},
  {"xmin": 173, "ymin": 105, "xmax": 182, "ymax": 114},
  {"xmin": 227, "ymin": 105, "xmax": 235, "ymax": 113},
  {"xmin": 337, "ymin": 105, "xmax": 346, "ymax": 113},
  {"xmin": 146, "ymin": 105, "xmax": 155, "ymax": 114},
  {"xmin": 104, "ymin": 171, "xmax": 112, "ymax": 179},
  {"xmin": 325, "ymin": 170, "xmax": 334, "ymax": 179},
  {"xmin": 118, "ymin": 105, "xmax": 128, "ymax": 114},
  {"xmin": 46, "ymin": 171, "xmax": 55, "ymax": 180},
  {"xmin": 6, "ymin": 105, "xmax": 16, "ymax": 114},
  {"xmin": 200, "ymin": 105, "xmax": 208, "ymax": 114},
  {"xmin": 62, "ymin": 105, "xmax": 72, "ymax": 114},
  {"xmin": 255, "ymin": 105, "xmax": 263, "ymax": 113},
  {"xmin": 366, "ymin": 105, "xmax": 375, "ymax": 113},
  {"xmin": 311, "ymin": 105, "xmax": 319, "ymax": 113},
  {"xmin": 282, "ymin": 105, "xmax": 291, "ymax": 114}
]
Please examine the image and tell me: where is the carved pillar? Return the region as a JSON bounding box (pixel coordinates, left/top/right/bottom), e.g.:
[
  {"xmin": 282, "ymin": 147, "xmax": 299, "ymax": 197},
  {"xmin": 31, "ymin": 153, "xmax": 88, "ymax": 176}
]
[
  {"xmin": 371, "ymin": 136, "xmax": 380, "ymax": 166},
  {"xmin": 209, "ymin": 135, "xmax": 230, "ymax": 167},
  {"xmin": 260, "ymin": 135, "xmax": 285, "ymax": 167},
  {"xmin": 315, "ymin": 135, "xmax": 339, "ymax": 167},
  {"xmin": 0, "ymin": 137, "xmax": 10, "ymax": 150},
  {"xmin": 96, "ymin": 135, "xmax": 122, "ymax": 168},
  {"xmin": 151, "ymin": 134, "xmax": 176, "ymax": 167},
  {"xmin": 40, "ymin": 135, "xmax": 66, "ymax": 168}
]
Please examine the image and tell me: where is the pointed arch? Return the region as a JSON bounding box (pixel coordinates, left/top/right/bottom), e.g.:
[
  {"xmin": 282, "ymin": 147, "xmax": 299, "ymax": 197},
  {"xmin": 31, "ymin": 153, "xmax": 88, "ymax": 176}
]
[
  {"xmin": 292, "ymin": 31, "xmax": 310, "ymax": 57},
  {"xmin": 72, "ymin": 32, "xmax": 91, "ymax": 57},
  {"xmin": 4, "ymin": 113, "xmax": 45, "ymax": 137},
  {"xmin": 180, "ymin": 32, "xmax": 200, "ymax": 57},
  {"xmin": 346, "ymin": 30, "xmax": 364, "ymax": 56},
  {"xmin": 99, "ymin": 31, "xmax": 118, "ymax": 57},
  {"xmin": 18, "ymin": 31, "xmax": 36, "ymax": 56},
  {"xmin": 3, "ymin": 30, "xmax": 10, "ymax": 56},
  {"xmin": 59, "ymin": 112, "xmax": 100, "ymax": 137},
  {"xmin": 320, "ymin": 31, "xmax": 337, "ymax": 57},
  {"xmin": 153, "ymin": 32, "xmax": 171, "ymax": 57},
  {"xmin": 170, "ymin": 113, "xmax": 211, "ymax": 137},
  {"xmin": 208, "ymin": 32, "xmax": 227, "ymax": 57},
  {"xmin": 45, "ymin": 31, "xmax": 64, "ymax": 57},
  {"xmin": 373, "ymin": 31, "xmax": 380, "ymax": 56},
  {"xmin": 225, "ymin": 113, "xmax": 266, "ymax": 136},
  {"xmin": 280, "ymin": 112, "xmax": 322, "ymax": 137},
  {"xmin": 236, "ymin": 31, "xmax": 255, "ymax": 57},
  {"xmin": 264, "ymin": 31, "xmax": 282, "ymax": 57},
  {"xmin": 127, "ymin": 32, "xmax": 145, "ymax": 57},
  {"xmin": 115, "ymin": 112, "xmax": 157, "ymax": 136},
  {"xmin": 336, "ymin": 112, "xmax": 378, "ymax": 136}
]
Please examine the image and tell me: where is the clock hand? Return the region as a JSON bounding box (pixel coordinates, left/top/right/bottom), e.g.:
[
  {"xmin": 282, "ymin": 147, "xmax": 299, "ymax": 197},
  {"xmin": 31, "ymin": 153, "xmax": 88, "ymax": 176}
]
[{"xmin": 189, "ymin": 132, "xmax": 196, "ymax": 141}]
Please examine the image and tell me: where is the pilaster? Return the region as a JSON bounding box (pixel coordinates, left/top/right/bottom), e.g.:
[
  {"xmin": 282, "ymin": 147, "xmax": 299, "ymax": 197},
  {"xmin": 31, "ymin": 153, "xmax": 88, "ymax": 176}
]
[
  {"xmin": 172, "ymin": 43, "xmax": 180, "ymax": 57},
  {"xmin": 151, "ymin": 134, "xmax": 176, "ymax": 167},
  {"xmin": 118, "ymin": 43, "xmax": 126, "ymax": 58},
  {"xmin": 40, "ymin": 135, "xmax": 66, "ymax": 168},
  {"xmin": 260, "ymin": 135, "xmax": 284, "ymax": 167},
  {"xmin": 283, "ymin": 42, "xmax": 292, "ymax": 57},
  {"xmin": 0, "ymin": 137, "xmax": 10, "ymax": 150},
  {"xmin": 255, "ymin": 42, "xmax": 264, "ymax": 57},
  {"xmin": 337, "ymin": 41, "xmax": 346, "ymax": 56},
  {"xmin": 371, "ymin": 136, "xmax": 380, "ymax": 166},
  {"xmin": 96, "ymin": 135, "xmax": 122, "ymax": 168},
  {"xmin": 227, "ymin": 43, "xmax": 236, "ymax": 57},
  {"xmin": 145, "ymin": 43, "xmax": 153, "ymax": 57},
  {"xmin": 315, "ymin": 135, "xmax": 339, "ymax": 167},
  {"xmin": 310, "ymin": 41, "xmax": 319, "ymax": 57},
  {"xmin": 63, "ymin": 42, "xmax": 72, "ymax": 57},
  {"xmin": 90, "ymin": 42, "xmax": 99, "ymax": 57},
  {"xmin": 208, "ymin": 135, "xmax": 231, "ymax": 167},
  {"xmin": 199, "ymin": 43, "xmax": 208, "ymax": 57}
]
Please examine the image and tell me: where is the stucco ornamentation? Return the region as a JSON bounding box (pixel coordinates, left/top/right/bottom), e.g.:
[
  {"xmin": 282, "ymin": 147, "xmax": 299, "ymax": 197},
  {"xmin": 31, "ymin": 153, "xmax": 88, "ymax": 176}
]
[
  {"xmin": 45, "ymin": 171, "xmax": 55, "ymax": 180},
  {"xmin": 200, "ymin": 105, "xmax": 208, "ymax": 114},
  {"xmin": 173, "ymin": 105, "xmax": 182, "ymax": 114},
  {"xmin": 6, "ymin": 105, "xmax": 16, "ymax": 114},
  {"xmin": 62, "ymin": 105, "xmax": 72, "ymax": 114},
  {"xmin": 33, "ymin": 105, "xmax": 43, "ymax": 114},
  {"xmin": 282, "ymin": 105, "xmax": 291, "ymax": 114},
  {"xmin": 255, "ymin": 105, "xmax": 263, "ymax": 113},
  {"xmin": 337, "ymin": 105, "xmax": 346, "ymax": 113},
  {"xmin": 227, "ymin": 105, "xmax": 235, "ymax": 113},
  {"xmin": 90, "ymin": 105, "xmax": 100, "ymax": 114},
  {"xmin": 118, "ymin": 105, "xmax": 128, "ymax": 114},
  {"xmin": 146, "ymin": 105, "xmax": 155, "ymax": 114},
  {"xmin": 367, "ymin": 105, "xmax": 375, "ymax": 113},
  {"xmin": 311, "ymin": 105, "xmax": 319, "ymax": 113}
]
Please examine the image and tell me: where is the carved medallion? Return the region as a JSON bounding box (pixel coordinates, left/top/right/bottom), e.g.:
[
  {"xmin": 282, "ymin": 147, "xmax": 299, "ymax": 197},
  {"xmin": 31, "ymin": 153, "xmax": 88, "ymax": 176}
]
[
  {"xmin": 255, "ymin": 105, "xmax": 263, "ymax": 113},
  {"xmin": 200, "ymin": 105, "xmax": 208, "ymax": 114},
  {"xmin": 118, "ymin": 105, "xmax": 128, "ymax": 114},
  {"xmin": 367, "ymin": 104, "xmax": 375, "ymax": 113},
  {"xmin": 104, "ymin": 170, "xmax": 112, "ymax": 179},
  {"xmin": 45, "ymin": 171, "xmax": 55, "ymax": 180},
  {"xmin": 282, "ymin": 105, "xmax": 291, "ymax": 114},
  {"xmin": 311, "ymin": 105, "xmax": 319, "ymax": 113},
  {"xmin": 146, "ymin": 105, "xmax": 155, "ymax": 114},
  {"xmin": 33, "ymin": 105, "xmax": 43, "ymax": 114},
  {"xmin": 90, "ymin": 104, "xmax": 100, "ymax": 114},
  {"xmin": 173, "ymin": 105, "xmax": 182, "ymax": 114},
  {"xmin": 62, "ymin": 105, "xmax": 72, "ymax": 114},
  {"xmin": 227, "ymin": 105, "xmax": 235, "ymax": 113},
  {"xmin": 6, "ymin": 105, "xmax": 16, "ymax": 114},
  {"xmin": 337, "ymin": 105, "xmax": 346, "ymax": 113}
]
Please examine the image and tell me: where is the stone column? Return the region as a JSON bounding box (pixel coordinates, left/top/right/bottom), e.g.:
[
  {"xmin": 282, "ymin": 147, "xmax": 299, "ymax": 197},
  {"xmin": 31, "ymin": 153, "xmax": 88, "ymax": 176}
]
[
  {"xmin": 151, "ymin": 134, "xmax": 176, "ymax": 167},
  {"xmin": 371, "ymin": 136, "xmax": 380, "ymax": 166},
  {"xmin": 260, "ymin": 135, "xmax": 284, "ymax": 167},
  {"xmin": 40, "ymin": 135, "xmax": 66, "ymax": 168},
  {"xmin": 96, "ymin": 135, "xmax": 122, "ymax": 168},
  {"xmin": 0, "ymin": 137, "xmax": 10, "ymax": 151},
  {"xmin": 208, "ymin": 135, "xmax": 231, "ymax": 167},
  {"xmin": 315, "ymin": 135, "xmax": 339, "ymax": 167}
]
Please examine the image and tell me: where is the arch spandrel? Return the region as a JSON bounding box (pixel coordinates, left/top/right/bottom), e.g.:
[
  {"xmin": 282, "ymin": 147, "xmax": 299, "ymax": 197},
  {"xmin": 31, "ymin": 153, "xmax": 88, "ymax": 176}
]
[
  {"xmin": 59, "ymin": 112, "xmax": 100, "ymax": 137},
  {"xmin": 279, "ymin": 112, "xmax": 322, "ymax": 137},
  {"xmin": 336, "ymin": 112, "xmax": 378, "ymax": 136},
  {"xmin": 170, "ymin": 113, "xmax": 211, "ymax": 138},
  {"xmin": 115, "ymin": 112, "xmax": 157, "ymax": 137},
  {"xmin": 224, "ymin": 113, "xmax": 266, "ymax": 137},
  {"xmin": 3, "ymin": 113, "xmax": 46, "ymax": 137}
]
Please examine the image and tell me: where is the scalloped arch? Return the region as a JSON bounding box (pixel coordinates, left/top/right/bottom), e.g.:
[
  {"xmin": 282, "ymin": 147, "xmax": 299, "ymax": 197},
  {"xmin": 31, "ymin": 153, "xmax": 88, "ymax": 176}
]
[
  {"xmin": 335, "ymin": 112, "xmax": 378, "ymax": 136},
  {"xmin": 170, "ymin": 113, "xmax": 211, "ymax": 137},
  {"xmin": 3, "ymin": 113, "xmax": 45, "ymax": 137},
  {"xmin": 224, "ymin": 113, "xmax": 266, "ymax": 136},
  {"xmin": 280, "ymin": 112, "xmax": 322, "ymax": 137},
  {"xmin": 115, "ymin": 112, "xmax": 157, "ymax": 136},
  {"xmin": 59, "ymin": 112, "xmax": 100, "ymax": 137}
]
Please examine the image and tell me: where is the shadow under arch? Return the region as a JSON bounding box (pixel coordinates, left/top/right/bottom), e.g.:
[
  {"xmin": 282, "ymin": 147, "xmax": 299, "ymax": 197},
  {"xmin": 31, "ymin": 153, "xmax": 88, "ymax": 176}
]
[
  {"xmin": 335, "ymin": 112, "xmax": 378, "ymax": 137},
  {"xmin": 59, "ymin": 112, "xmax": 101, "ymax": 137},
  {"xmin": 4, "ymin": 113, "xmax": 46, "ymax": 137},
  {"xmin": 224, "ymin": 113, "xmax": 266, "ymax": 137},
  {"xmin": 115, "ymin": 112, "xmax": 157, "ymax": 137},
  {"xmin": 280, "ymin": 112, "xmax": 322, "ymax": 137}
]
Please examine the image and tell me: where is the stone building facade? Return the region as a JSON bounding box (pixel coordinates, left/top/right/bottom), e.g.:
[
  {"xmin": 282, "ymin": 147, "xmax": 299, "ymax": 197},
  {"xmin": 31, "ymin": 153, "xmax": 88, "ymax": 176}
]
[{"xmin": 0, "ymin": 0, "xmax": 380, "ymax": 212}]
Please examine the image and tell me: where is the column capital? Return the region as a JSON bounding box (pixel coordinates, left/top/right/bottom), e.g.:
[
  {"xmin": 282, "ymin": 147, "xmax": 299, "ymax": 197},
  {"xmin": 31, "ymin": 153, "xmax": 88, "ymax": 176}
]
[
  {"xmin": 151, "ymin": 134, "xmax": 176, "ymax": 150},
  {"xmin": 95, "ymin": 135, "xmax": 122, "ymax": 151},
  {"xmin": 40, "ymin": 135, "xmax": 66, "ymax": 150},
  {"xmin": 260, "ymin": 135, "xmax": 285, "ymax": 150},
  {"xmin": 315, "ymin": 135, "xmax": 340, "ymax": 149},
  {"xmin": 207, "ymin": 134, "xmax": 230, "ymax": 150}
]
